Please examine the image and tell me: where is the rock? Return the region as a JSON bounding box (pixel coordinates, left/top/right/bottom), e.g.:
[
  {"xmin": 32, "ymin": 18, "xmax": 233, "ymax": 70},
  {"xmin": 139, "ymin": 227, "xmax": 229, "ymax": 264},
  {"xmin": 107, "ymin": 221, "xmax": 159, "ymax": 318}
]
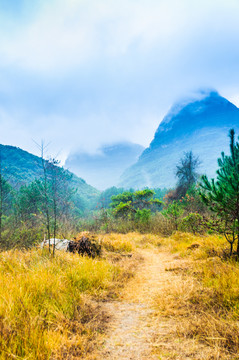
[{"xmin": 39, "ymin": 238, "xmax": 70, "ymax": 251}]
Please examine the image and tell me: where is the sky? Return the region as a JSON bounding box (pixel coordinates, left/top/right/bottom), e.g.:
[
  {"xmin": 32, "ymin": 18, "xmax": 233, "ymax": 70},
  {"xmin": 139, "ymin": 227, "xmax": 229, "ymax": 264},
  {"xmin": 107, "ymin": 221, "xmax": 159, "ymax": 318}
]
[{"xmin": 1, "ymin": 0, "xmax": 239, "ymax": 163}]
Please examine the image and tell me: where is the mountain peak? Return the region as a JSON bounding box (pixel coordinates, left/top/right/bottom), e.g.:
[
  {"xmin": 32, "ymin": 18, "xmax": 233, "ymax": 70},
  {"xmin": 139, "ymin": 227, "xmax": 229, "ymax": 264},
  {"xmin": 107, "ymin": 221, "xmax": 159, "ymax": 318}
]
[
  {"xmin": 150, "ymin": 90, "xmax": 238, "ymax": 150},
  {"xmin": 159, "ymin": 90, "xmax": 231, "ymax": 125},
  {"xmin": 119, "ymin": 91, "xmax": 239, "ymax": 189}
]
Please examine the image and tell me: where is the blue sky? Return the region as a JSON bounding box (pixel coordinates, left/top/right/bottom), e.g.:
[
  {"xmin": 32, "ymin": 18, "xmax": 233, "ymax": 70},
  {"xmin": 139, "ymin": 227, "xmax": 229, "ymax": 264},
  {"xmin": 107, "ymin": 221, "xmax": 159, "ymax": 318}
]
[{"xmin": 0, "ymin": 0, "xmax": 239, "ymax": 162}]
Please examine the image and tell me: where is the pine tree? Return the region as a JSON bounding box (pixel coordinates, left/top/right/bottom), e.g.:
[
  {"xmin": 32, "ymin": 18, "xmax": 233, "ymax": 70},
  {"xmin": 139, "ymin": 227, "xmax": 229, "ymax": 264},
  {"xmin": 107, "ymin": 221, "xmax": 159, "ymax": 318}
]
[{"xmin": 200, "ymin": 129, "xmax": 239, "ymax": 256}]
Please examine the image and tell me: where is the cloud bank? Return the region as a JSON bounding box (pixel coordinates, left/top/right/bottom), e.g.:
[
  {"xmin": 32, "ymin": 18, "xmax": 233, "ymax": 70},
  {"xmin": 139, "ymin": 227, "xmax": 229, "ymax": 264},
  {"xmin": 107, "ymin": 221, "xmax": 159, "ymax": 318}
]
[{"xmin": 0, "ymin": 0, "xmax": 239, "ymax": 162}]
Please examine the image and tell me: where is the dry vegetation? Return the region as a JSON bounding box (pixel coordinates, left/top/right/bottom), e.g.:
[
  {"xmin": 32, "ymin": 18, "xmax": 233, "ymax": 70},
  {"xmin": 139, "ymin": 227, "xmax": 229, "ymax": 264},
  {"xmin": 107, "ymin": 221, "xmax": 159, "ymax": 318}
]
[
  {"xmin": 100, "ymin": 233, "xmax": 135, "ymax": 253},
  {"xmin": 1, "ymin": 231, "xmax": 239, "ymax": 359},
  {"xmin": 153, "ymin": 232, "xmax": 239, "ymax": 359},
  {"xmin": 0, "ymin": 234, "xmax": 139, "ymax": 360}
]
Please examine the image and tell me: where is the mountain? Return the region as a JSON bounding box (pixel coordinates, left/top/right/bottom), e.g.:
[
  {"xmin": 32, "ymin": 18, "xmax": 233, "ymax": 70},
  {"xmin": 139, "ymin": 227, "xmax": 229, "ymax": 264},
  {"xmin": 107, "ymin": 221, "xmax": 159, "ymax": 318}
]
[
  {"xmin": 0, "ymin": 144, "xmax": 100, "ymax": 208},
  {"xmin": 119, "ymin": 91, "xmax": 239, "ymax": 189},
  {"xmin": 65, "ymin": 142, "xmax": 144, "ymax": 190}
]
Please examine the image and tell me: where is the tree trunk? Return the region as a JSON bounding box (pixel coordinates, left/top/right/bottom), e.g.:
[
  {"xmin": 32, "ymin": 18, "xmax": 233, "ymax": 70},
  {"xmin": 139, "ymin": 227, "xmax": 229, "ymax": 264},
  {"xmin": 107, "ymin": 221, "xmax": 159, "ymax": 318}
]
[{"xmin": 41, "ymin": 146, "xmax": 51, "ymax": 254}]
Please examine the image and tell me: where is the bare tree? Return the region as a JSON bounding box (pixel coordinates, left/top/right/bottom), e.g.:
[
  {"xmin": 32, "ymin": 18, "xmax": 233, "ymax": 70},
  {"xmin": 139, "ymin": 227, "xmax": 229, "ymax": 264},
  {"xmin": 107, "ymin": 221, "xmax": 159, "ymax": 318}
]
[
  {"xmin": 34, "ymin": 141, "xmax": 51, "ymax": 253},
  {"xmin": 47, "ymin": 158, "xmax": 60, "ymax": 257},
  {"xmin": 175, "ymin": 151, "xmax": 201, "ymax": 197}
]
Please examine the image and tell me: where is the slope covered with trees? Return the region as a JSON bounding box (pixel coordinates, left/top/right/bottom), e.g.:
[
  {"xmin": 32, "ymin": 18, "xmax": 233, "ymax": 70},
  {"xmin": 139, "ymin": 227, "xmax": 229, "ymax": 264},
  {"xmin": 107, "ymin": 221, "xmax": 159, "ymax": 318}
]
[{"xmin": 0, "ymin": 144, "xmax": 100, "ymax": 209}]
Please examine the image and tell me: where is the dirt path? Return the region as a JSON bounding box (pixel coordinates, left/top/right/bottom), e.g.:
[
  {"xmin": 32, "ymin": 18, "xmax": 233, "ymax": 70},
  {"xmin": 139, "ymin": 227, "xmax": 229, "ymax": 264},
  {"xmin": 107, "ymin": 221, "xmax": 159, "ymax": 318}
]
[
  {"xmin": 95, "ymin": 248, "xmax": 217, "ymax": 360},
  {"xmin": 96, "ymin": 249, "xmax": 178, "ymax": 360}
]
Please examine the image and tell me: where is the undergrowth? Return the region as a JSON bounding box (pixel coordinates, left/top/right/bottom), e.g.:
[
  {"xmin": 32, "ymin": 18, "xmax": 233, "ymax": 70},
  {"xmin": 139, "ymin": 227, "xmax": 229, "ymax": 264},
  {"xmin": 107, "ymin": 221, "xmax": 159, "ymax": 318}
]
[{"xmin": 0, "ymin": 247, "xmax": 133, "ymax": 359}]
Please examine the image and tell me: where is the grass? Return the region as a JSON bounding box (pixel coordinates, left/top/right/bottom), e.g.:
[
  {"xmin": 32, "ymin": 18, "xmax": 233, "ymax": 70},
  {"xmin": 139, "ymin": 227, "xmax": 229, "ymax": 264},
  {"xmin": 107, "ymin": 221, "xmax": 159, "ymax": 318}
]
[
  {"xmin": 99, "ymin": 232, "xmax": 162, "ymax": 252},
  {"xmin": 154, "ymin": 231, "xmax": 239, "ymax": 358},
  {"xmin": 159, "ymin": 231, "xmax": 226, "ymax": 258},
  {"xmin": 0, "ymin": 247, "xmax": 133, "ymax": 359},
  {"xmin": 2, "ymin": 230, "xmax": 239, "ymax": 359},
  {"xmin": 100, "ymin": 233, "xmax": 134, "ymax": 253}
]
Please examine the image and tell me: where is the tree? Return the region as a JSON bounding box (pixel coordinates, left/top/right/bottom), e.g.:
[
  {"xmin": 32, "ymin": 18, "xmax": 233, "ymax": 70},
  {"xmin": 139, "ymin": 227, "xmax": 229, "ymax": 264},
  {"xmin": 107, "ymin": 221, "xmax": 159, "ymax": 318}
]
[
  {"xmin": 111, "ymin": 189, "xmax": 161, "ymax": 219},
  {"xmin": 200, "ymin": 129, "xmax": 239, "ymax": 256},
  {"xmin": 175, "ymin": 151, "xmax": 201, "ymax": 198},
  {"xmin": 162, "ymin": 201, "xmax": 183, "ymax": 230},
  {"xmin": 97, "ymin": 187, "xmax": 126, "ymax": 208},
  {"xmin": 0, "ymin": 150, "xmax": 14, "ymax": 245},
  {"xmin": 39, "ymin": 141, "xmax": 51, "ymax": 251},
  {"xmin": 35, "ymin": 141, "xmax": 76, "ymax": 255},
  {"xmin": 47, "ymin": 158, "xmax": 75, "ymax": 256},
  {"xmin": 179, "ymin": 212, "xmax": 203, "ymax": 234},
  {"xmin": 17, "ymin": 180, "xmax": 44, "ymax": 223}
]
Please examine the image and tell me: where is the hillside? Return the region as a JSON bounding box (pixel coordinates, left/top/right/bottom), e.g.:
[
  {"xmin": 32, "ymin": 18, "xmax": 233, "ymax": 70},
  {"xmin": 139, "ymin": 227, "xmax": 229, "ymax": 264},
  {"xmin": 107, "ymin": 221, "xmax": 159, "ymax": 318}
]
[
  {"xmin": 119, "ymin": 91, "xmax": 239, "ymax": 189},
  {"xmin": 0, "ymin": 144, "xmax": 100, "ymax": 208}
]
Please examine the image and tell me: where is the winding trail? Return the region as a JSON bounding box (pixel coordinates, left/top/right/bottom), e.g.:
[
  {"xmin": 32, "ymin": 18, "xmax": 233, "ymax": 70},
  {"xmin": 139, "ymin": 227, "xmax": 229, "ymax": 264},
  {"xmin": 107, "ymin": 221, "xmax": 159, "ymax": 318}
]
[
  {"xmin": 95, "ymin": 248, "xmax": 217, "ymax": 360},
  {"xmin": 98, "ymin": 249, "xmax": 175, "ymax": 360}
]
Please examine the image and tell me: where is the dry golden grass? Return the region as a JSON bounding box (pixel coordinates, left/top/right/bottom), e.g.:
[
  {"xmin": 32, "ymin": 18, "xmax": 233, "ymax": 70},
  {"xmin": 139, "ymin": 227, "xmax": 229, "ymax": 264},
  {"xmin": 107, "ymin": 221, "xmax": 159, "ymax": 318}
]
[
  {"xmin": 159, "ymin": 231, "xmax": 226, "ymax": 258},
  {"xmin": 0, "ymin": 247, "xmax": 136, "ymax": 359},
  {"xmin": 2, "ymin": 231, "xmax": 238, "ymax": 359},
  {"xmin": 154, "ymin": 231, "xmax": 239, "ymax": 359},
  {"xmin": 100, "ymin": 233, "xmax": 135, "ymax": 253},
  {"xmin": 99, "ymin": 232, "xmax": 162, "ymax": 253}
]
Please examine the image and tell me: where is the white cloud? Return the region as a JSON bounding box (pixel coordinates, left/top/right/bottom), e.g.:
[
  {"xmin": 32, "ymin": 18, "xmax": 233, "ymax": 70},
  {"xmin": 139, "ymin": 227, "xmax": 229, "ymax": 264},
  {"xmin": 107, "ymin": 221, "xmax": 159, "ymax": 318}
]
[
  {"xmin": 1, "ymin": 0, "xmax": 239, "ymax": 162},
  {"xmin": 1, "ymin": 0, "xmax": 238, "ymax": 74}
]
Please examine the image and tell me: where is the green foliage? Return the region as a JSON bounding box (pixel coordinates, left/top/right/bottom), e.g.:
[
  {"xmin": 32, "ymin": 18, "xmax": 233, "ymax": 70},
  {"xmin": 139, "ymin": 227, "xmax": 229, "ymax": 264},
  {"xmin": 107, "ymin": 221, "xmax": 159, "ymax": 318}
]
[
  {"xmin": 0, "ymin": 178, "xmax": 14, "ymax": 214},
  {"xmin": 134, "ymin": 189, "xmax": 154, "ymax": 201},
  {"xmin": 0, "ymin": 158, "xmax": 85, "ymax": 249},
  {"xmin": 153, "ymin": 187, "xmax": 168, "ymax": 201},
  {"xmin": 111, "ymin": 191, "xmax": 134, "ymax": 209},
  {"xmin": 162, "ymin": 201, "xmax": 184, "ymax": 230},
  {"xmin": 179, "ymin": 212, "xmax": 203, "ymax": 234},
  {"xmin": 135, "ymin": 209, "xmax": 151, "ymax": 224},
  {"xmin": 0, "ymin": 144, "xmax": 99, "ymax": 211},
  {"xmin": 200, "ymin": 129, "xmax": 239, "ymax": 255},
  {"xmin": 17, "ymin": 180, "xmax": 44, "ymax": 221},
  {"xmin": 97, "ymin": 186, "xmax": 129, "ymax": 208},
  {"xmin": 113, "ymin": 201, "xmax": 135, "ymax": 218},
  {"xmin": 111, "ymin": 189, "xmax": 162, "ymax": 220}
]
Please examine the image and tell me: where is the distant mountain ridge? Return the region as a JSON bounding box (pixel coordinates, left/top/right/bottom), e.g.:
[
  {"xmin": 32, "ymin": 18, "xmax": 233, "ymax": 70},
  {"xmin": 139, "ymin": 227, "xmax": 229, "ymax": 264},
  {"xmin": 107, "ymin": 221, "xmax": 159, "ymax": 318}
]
[
  {"xmin": 0, "ymin": 144, "xmax": 99, "ymax": 208},
  {"xmin": 119, "ymin": 91, "xmax": 239, "ymax": 189},
  {"xmin": 65, "ymin": 142, "xmax": 144, "ymax": 190}
]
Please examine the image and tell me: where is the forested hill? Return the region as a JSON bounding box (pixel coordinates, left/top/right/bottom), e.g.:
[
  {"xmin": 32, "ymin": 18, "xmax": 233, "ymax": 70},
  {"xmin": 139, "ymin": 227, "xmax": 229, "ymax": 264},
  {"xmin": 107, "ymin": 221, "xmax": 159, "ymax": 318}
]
[{"xmin": 0, "ymin": 144, "xmax": 100, "ymax": 208}]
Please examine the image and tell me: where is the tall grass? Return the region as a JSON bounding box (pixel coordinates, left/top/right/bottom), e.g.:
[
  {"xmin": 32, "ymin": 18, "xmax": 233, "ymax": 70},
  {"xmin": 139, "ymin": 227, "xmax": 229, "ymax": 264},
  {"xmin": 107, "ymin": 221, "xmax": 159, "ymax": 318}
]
[
  {"xmin": 101, "ymin": 232, "xmax": 161, "ymax": 250},
  {"xmin": 0, "ymin": 248, "xmax": 124, "ymax": 359},
  {"xmin": 160, "ymin": 231, "xmax": 226, "ymax": 258},
  {"xmin": 155, "ymin": 232, "xmax": 239, "ymax": 357}
]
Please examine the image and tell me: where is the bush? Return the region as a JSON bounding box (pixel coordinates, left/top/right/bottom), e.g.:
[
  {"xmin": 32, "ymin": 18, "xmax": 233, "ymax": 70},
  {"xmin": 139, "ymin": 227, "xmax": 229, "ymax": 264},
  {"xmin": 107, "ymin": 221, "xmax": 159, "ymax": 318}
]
[{"xmin": 179, "ymin": 213, "xmax": 204, "ymax": 234}]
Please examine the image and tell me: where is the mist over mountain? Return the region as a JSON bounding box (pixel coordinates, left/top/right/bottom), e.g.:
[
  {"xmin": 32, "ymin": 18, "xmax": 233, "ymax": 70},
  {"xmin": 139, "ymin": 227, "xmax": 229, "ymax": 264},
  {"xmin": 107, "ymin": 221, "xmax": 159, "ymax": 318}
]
[
  {"xmin": 119, "ymin": 91, "xmax": 239, "ymax": 189},
  {"xmin": 65, "ymin": 142, "xmax": 144, "ymax": 190}
]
